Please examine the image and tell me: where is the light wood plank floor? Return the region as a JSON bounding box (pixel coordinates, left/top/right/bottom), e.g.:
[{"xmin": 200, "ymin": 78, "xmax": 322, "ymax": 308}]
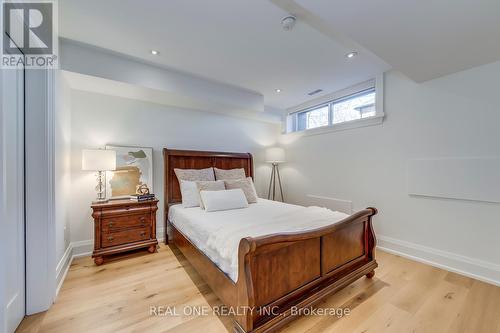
[{"xmin": 17, "ymin": 245, "xmax": 500, "ymax": 333}]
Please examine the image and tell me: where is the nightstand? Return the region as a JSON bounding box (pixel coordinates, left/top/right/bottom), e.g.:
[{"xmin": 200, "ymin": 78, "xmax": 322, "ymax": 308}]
[{"xmin": 91, "ymin": 199, "xmax": 159, "ymax": 265}]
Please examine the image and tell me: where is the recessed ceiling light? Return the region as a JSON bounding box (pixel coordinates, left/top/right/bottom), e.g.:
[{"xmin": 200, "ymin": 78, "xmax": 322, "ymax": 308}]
[
  {"xmin": 346, "ymin": 51, "xmax": 358, "ymax": 59},
  {"xmin": 275, "ymin": 89, "xmax": 282, "ymax": 93},
  {"xmin": 151, "ymin": 50, "xmax": 159, "ymax": 55}
]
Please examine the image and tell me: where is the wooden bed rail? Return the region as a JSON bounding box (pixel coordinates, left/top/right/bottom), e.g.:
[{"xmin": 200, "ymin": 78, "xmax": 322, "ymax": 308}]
[{"xmin": 234, "ymin": 207, "xmax": 378, "ymax": 333}]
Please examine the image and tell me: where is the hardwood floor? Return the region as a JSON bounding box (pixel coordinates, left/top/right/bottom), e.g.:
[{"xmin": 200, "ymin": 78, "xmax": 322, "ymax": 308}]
[{"xmin": 17, "ymin": 245, "xmax": 500, "ymax": 333}]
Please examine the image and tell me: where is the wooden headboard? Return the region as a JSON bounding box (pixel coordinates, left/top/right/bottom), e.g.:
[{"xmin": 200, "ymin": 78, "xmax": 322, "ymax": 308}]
[
  {"xmin": 163, "ymin": 148, "xmax": 253, "ymax": 219},
  {"xmin": 163, "ymin": 148, "xmax": 253, "ymax": 243}
]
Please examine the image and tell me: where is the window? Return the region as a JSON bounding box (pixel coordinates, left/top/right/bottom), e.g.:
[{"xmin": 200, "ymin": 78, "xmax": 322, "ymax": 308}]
[
  {"xmin": 332, "ymin": 89, "xmax": 375, "ymax": 124},
  {"xmin": 297, "ymin": 104, "xmax": 329, "ymax": 131},
  {"xmin": 286, "ymin": 79, "xmax": 383, "ymax": 134}
]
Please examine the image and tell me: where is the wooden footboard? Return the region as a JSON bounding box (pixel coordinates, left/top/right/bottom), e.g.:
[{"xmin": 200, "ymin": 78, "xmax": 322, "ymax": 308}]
[{"xmin": 234, "ymin": 207, "xmax": 378, "ymax": 333}]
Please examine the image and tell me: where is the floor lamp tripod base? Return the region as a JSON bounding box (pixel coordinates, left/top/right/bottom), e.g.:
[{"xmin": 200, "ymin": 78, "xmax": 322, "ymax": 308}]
[{"xmin": 267, "ymin": 163, "xmax": 284, "ymax": 202}]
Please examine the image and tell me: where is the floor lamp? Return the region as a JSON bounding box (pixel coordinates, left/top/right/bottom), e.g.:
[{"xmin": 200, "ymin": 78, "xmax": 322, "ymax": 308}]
[{"xmin": 266, "ymin": 147, "xmax": 285, "ymax": 202}]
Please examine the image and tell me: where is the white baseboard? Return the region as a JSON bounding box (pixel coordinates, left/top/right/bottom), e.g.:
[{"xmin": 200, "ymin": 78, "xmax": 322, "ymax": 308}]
[
  {"xmin": 54, "ymin": 240, "xmax": 91, "ymax": 298},
  {"xmin": 55, "ymin": 244, "xmax": 73, "ymax": 296},
  {"xmin": 71, "ymin": 240, "xmax": 93, "ymax": 258},
  {"xmin": 157, "ymin": 228, "xmax": 165, "ymax": 243},
  {"xmin": 377, "ymin": 235, "xmax": 500, "ymax": 287}
]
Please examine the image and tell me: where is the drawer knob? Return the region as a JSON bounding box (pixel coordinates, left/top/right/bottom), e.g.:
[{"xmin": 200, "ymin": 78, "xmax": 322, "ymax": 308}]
[
  {"xmin": 140, "ymin": 232, "xmax": 146, "ymax": 237},
  {"xmin": 108, "ymin": 222, "xmax": 114, "ymax": 228},
  {"xmin": 107, "ymin": 236, "xmax": 114, "ymax": 242},
  {"xmin": 140, "ymin": 217, "xmax": 145, "ymax": 222}
]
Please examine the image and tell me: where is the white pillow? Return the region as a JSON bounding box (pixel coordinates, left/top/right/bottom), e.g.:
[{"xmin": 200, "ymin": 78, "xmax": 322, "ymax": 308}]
[
  {"xmin": 196, "ymin": 180, "xmax": 226, "ymax": 209},
  {"xmin": 174, "ymin": 167, "xmax": 215, "ymax": 181},
  {"xmin": 224, "ymin": 177, "xmax": 258, "ymax": 203},
  {"xmin": 200, "ymin": 189, "xmax": 249, "ymax": 212},
  {"xmin": 179, "ymin": 180, "xmax": 200, "ymax": 208},
  {"xmin": 214, "ymin": 167, "xmax": 246, "ymax": 180}
]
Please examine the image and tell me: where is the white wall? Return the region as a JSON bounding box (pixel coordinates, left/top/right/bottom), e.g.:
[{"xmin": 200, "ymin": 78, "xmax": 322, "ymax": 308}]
[
  {"xmin": 69, "ymin": 90, "xmax": 279, "ymax": 253},
  {"xmin": 280, "ymin": 61, "xmax": 500, "ymax": 284},
  {"xmin": 54, "ymin": 72, "xmax": 72, "ymax": 289}
]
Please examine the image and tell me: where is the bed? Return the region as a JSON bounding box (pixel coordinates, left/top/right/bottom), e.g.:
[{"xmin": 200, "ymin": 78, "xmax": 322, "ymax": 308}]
[{"xmin": 163, "ymin": 148, "xmax": 378, "ymax": 333}]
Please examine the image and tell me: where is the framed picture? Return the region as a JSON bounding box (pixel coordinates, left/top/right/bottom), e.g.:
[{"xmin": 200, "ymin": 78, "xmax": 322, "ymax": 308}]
[{"xmin": 105, "ymin": 145, "xmax": 154, "ymax": 198}]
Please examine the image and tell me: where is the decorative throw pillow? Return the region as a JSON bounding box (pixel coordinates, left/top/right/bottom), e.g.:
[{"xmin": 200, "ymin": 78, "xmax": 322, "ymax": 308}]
[
  {"xmin": 179, "ymin": 180, "xmax": 200, "ymax": 208},
  {"xmin": 224, "ymin": 177, "xmax": 258, "ymax": 203},
  {"xmin": 196, "ymin": 180, "xmax": 226, "ymax": 209},
  {"xmin": 174, "ymin": 167, "xmax": 215, "ymax": 182},
  {"xmin": 200, "ymin": 189, "xmax": 249, "ymax": 212},
  {"xmin": 214, "ymin": 167, "xmax": 246, "ymax": 180}
]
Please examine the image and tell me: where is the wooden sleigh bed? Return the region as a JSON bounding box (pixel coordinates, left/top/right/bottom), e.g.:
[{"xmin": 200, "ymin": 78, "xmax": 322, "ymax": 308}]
[{"xmin": 163, "ymin": 148, "xmax": 378, "ymax": 333}]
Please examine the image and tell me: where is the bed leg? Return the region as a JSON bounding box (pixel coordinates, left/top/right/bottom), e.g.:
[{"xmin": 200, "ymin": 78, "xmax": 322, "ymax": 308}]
[{"xmin": 366, "ymin": 270, "xmax": 375, "ymax": 279}]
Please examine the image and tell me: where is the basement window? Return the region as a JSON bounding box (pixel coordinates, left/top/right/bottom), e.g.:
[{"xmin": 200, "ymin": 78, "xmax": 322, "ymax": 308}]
[
  {"xmin": 297, "ymin": 104, "xmax": 329, "ymax": 131},
  {"xmin": 286, "ymin": 77, "xmax": 384, "ymax": 134}
]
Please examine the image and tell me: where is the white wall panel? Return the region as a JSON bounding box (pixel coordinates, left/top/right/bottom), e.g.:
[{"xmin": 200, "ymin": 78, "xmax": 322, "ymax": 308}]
[{"xmin": 408, "ymin": 158, "xmax": 500, "ymax": 203}]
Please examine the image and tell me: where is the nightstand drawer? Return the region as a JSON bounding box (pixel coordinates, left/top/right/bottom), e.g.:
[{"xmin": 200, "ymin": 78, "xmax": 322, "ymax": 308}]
[
  {"xmin": 102, "ymin": 214, "xmax": 151, "ymax": 232},
  {"xmin": 101, "ymin": 227, "xmax": 151, "ymax": 248}
]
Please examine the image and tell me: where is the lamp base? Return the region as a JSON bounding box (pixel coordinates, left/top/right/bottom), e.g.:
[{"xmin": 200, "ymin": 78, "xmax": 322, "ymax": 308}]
[
  {"xmin": 93, "ymin": 171, "xmax": 108, "ymax": 204},
  {"xmin": 267, "ymin": 163, "xmax": 284, "ymax": 202}
]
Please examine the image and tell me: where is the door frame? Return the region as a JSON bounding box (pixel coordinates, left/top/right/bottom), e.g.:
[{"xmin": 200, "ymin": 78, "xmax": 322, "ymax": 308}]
[{"xmin": 24, "ymin": 67, "xmax": 57, "ymax": 315}]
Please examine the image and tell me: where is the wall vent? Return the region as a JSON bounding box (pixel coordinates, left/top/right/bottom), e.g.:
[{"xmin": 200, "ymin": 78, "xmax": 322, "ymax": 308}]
[{"xmin": 308, "ymin": 89, "xmax": 323, "ymax": 96}]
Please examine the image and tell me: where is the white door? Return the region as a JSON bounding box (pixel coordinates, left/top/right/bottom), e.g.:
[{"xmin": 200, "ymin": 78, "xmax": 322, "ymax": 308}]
[{"xmin": 1, "ymin": 62, "xmax": 26, "ymax": 331}]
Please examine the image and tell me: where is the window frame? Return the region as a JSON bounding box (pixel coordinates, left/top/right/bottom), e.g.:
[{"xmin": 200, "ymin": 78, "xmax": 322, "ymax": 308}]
[{"xmin": 285, "ymin": 75, "xmax": 384, "ymax": 136}]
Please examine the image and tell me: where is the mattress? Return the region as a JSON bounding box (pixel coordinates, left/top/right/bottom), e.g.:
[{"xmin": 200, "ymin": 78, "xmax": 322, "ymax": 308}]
[{"xmin": 168, "ymin": 199, "xmax": 349, "ymax": 282}]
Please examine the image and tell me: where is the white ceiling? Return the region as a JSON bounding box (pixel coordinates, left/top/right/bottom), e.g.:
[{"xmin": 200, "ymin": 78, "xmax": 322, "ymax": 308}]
[
  {"xmin": 59, "ymin": 0, "xmax": 389, "ymax": 110},
  {"xmin": 60, "ymin": 0, "xmax": 500, "ymax": 110},
  {"xmin": 294, "ymin": 0, "xmax": 500, "ymax": 82}
]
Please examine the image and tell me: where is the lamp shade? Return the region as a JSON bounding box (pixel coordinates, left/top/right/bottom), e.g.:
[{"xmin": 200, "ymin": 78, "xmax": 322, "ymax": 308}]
[
  {"xmin": 82, "ymin": 149, "xmax": 116, "ymax": 171},
  {"xmin": 266, "ymin": 147, "xmax": 286, "ymax": 163}
]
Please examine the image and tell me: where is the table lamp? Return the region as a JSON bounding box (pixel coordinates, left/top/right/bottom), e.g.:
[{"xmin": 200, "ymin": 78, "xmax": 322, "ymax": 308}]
[
  {"xmin": 266, "ymin": 147, "xmax": 285, "ymax": 202},
  {"xmin": 82, "ymin": 149, "xmax": 116, "ymax": 203}
]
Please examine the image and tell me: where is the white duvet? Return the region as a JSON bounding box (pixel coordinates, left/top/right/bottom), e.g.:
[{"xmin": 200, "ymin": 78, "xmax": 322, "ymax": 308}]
[{"xmin": 169, "ymin": 199, "xmax": 349, "ymax": 282}]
